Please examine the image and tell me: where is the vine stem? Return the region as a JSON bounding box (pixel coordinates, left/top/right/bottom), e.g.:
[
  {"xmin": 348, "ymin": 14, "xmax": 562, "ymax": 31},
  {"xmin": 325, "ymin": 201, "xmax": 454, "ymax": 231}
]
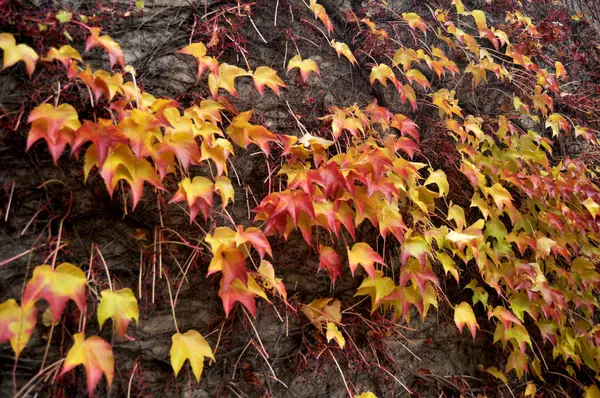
[
  {"xmin": 96, "ymin": 245, "xmax": 113, "ymax": 291},
  {"xmin": 328, "ymin": 350, "xmax": 353, "ymax": 398},
  {"xmin": 162, "ymin": 268, "xmax": 180, "ymax": 334}
]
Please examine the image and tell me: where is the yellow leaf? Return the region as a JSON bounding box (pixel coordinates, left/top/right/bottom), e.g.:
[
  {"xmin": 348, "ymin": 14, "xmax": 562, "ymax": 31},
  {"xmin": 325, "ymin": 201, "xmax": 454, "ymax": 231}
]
[
  {"xmin": 23, "ymin": 263, "xmax": 86, "ymax": 322},
  {"xmin": 326, "ymin": 322, "xmax": 345, "ymax": 349},
  {"xmin": 487, "ymin": 183, "xmax": 512, "ymax": 210},
  {"xmin": 525, "ymin": 383, "xmax": 537, "ymax": 396},
  {"xmin": 402, "ymin": 12, "xmax": 427, "ymax": 34},
  {"xmin": 470, "ymin": 10, "xmax": 487, "ymax": 32},
  {"xmin": 585, "ymin": 385, "xmax": 600, "ymax": 398},
  {"xmin": 370, "ymin": 64, "xmax": 398, "ymax": 88},
  {"xmin": 424, "ymin": 169, "xmax": 448, "ymax": 196},
  {"xmin": 347, "ymin": 242, "xmax": 385, "ymax": 279},
  {"xmin": 0, "ymin": 299, "xmax": 38, "ymax": 356},
  {"xmin": 252, "ymin": 66, "xmax": 287, "ymax": 96},
  {"xmin": 56, "ymin": 10, "xmax": 73, "ymax": 23},
  {"xmin": 355, "ymin": 393, "xmax": 377, "ymax": 398},
  {"xmin": 484, "ymin": 366, "xmax": 508, "ymax": 383},
  {"xmin": 454, "ymin": 301, "xmax": 479, "ymax": 339},
  {"xmin": 583, "ymin": 198, "xmax": 600, "ymax": 219},
  {"xmin": 208, "ymin": 63, "xmax": 251, "ymax": 97},
  {"xmin": 452, "ymin": 0, "xmax": 465, "ymax": 13},
  {"xmin": 0, "ymin": 32, "xmax": 39, "ymax": 76},
  {"xmin": 170, "ymin": 330, "xmax": 214, "ymax": 382},
  {"xmin": 97, "ymin": 288, "xmax": 139, "ymax": 338},
  {"xmin": 355, "ymin": 270, "xmax": 396, "ymax": 312},
  {"xmin": 331, "ymin": 40, "xmax": 356, "ymax": 65},
  {"xmin": 287, "ymin": 54, "xmax": 320, "ymax": 83},
  {"xmin": 555, "ymin": 61, "xmax": 567, "ymax": 79},
  {"xmin": 215, "ymin": 176, "xmax": 234, "ymax": 208},
  {"xmin": 406, "ymin": 68, "xmax": 430, "ymax": 90},
  {"xmin": 60, "ymin": 333, "xmax": 114, "ymax": 396}
]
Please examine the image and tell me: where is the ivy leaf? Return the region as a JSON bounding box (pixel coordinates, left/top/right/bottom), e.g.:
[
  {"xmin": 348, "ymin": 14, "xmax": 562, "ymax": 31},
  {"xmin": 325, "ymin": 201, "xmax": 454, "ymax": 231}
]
[
  {"xmin": 215, "ymin": 176, "xmax": 234, "ymax": 208},
  {"xmin": 43, "ymin": 45, "xmax": 82, "ymax": 70},
  {"xmin": 287, "ymin": 55, "xmax": 320, "ymax": 83},
  {"xmin": 60, "ymin": 333, "xmax": 114, "ymax": 396},
  {"xmin": 208, "ymin": 247, "xmax": 248, "ymax": 291},
  {"xmin": 256, "ymin": 260, "xmax": 287, "ymax": 300},
  {"xmin": 252, "ymin": 66, "xmax": 287, "ymax": 96},
  {"xmin": 424, "ymin": 169, "xmax": 449, "ymax": 196},
  {"xmin": 406, "ymin": 69, "xmax": 430, "ymax": 90},
  {"xmin": 326, "ymin": 322, "xmax": 345, "ymax": 349},
  {"xmin": 170, "ymin": 330, "xmax": 214, "ymax": 382},
  {"xmin": 85, "ymin": 28, "xmax": 125, "ymax": 69},
  {"xmin": 0, "ymin": 32, "xmax": 39, "ymax": 76},
  {"xmin": 245, "ymin": 125, "xmax": 280, "ymax": 156},
  {"xmin": 97, "ymin": 288, "xmax": 139, "ymax": 338},
  {"xmin": 169, "ymin": 176, "xmax": 214, "ymax": 222},
  {"xmin": 370, "ymin": 64, "xmax": 399, "ymax": 89},
  {"xmin": 55, "ymin": 10, "xmax": 72, "ymax": 23},
  {"xmin": 355, "ymin": 270, "xmax": 396, "ymax": 312},
  {"xmin": 355, "ymin": 393, "xmax": 377, "ymax": 398},
  {"xmin": 0, "ymin": 299, "xmax": 38, "ymax": 357},
  {"xmin": 470, "ymin": 10, "xmax": 487, "ymax": 32},
  {"xmin": 487, "ymin": 183, "xmax": 513, "ymax": 210},
  {"xmin": 27, "ymin": 103, "xmax": 81, "ymax": 164},
  {"xmin": 402, "ymin": 12, "xmax": 428, "ymax": 34},
  {"xmin": 347, "ymin": 243, "xmax": 386, "ymax": 280},
  {"xmin": 583, "ymin": 198, "xmax": 599, "ymax": 219},
  {"xmin": 454, "ymin": 302, "xmax": 479, "ymax": 339},
  {"xmin": 465, "ymin": 280, "xmax": 488, "ymax": 308},
  {"xmin": 23, "ymin": 263, "xmax": 86, "ymax": 322},
  {"xmin": 177, "ymin": 42, "xmax": 218, "ymax": 81},
  {"xmin": 482, "ymin": 365, "xmax": 508, "ymax": 383},
  {"xmin": 506, "ymin": 349, "xmax": 527, "ymax": 378},
  {"xmin": 437, "ymin": 252, "xmax": 459, "ymax": 282},
  {"xmin": 318, "ymin": 245, "xmax": 342, "ymax": 283},
  {"xmin": 585, "ymin": 385, "xmax": 600, "ymax": 398},
  {"xmin": 331, "ymin": 40, "xmax": 356, "ymax": 65},
  {"xmin": 208, "ymin": 63, "xmax": 251, "ymax": 97},
  {"xmin": 86, "ymin": 143, "xmax": 164, "ymax": 209},
  {"xmin": 219, "ymin": 275, "xmax": 267, "ymax": 317},
  {"xmin": 235, "ymin": 226, "xmax": 272, "ymax": 260},
  {"xmin": 555, "ymin": 61, "xmax": 567, "ymax": 79},
  {"xmin": 301, "ymin": 298, "xmax": 342, "ymax": 330},
  {"xmin": 72, "ymin": 119, "xmax": 127, "ymax": 168},
  {"xmin": 309, "ymin": 2, "xmax": 333, "ymax": 33}
]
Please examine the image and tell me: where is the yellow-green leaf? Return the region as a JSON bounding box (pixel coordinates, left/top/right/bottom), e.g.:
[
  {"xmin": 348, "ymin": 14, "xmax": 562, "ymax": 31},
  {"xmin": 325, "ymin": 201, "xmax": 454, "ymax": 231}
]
[{"xmin": 171, "ymin": 330, "xmax": 214, "ymax": 382}]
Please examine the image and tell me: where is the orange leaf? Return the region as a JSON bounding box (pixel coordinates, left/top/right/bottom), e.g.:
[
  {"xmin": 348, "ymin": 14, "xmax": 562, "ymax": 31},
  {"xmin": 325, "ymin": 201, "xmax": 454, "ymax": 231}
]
[
  {"xmin": 86, "ymin": 143, "xmax": 164, "ymax": 209},
  {"xmin": 27, "ymin": 103, "xmax": 81, "ymax": 164},
  {"xmin": 60, "ymin": 333, "xmax": 114, "ymax": 396},
  {"xmin": 85, "ymin": 28, "xmax": 125, "ymax": 69},
  {"xmin": 208, "ymin": 247, "xmax": 248, "ymax": 290},
  {"xmin": 23, "ymin": 263, "xmax": 86, "ymax": 321},
  {"xmin": 219, "ymin": 275, "xmax": 267, "ymax": 317},
  {"xmin": 169, "ymin": 176, "xmax": 214, "ymax": 222}
]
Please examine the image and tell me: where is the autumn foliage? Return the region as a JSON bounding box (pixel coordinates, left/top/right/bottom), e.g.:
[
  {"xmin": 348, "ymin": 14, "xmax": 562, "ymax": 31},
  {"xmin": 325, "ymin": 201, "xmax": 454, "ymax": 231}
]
[{"xmin": 2, "ymin": 0, "xmax": 600, "ymax": 396}]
